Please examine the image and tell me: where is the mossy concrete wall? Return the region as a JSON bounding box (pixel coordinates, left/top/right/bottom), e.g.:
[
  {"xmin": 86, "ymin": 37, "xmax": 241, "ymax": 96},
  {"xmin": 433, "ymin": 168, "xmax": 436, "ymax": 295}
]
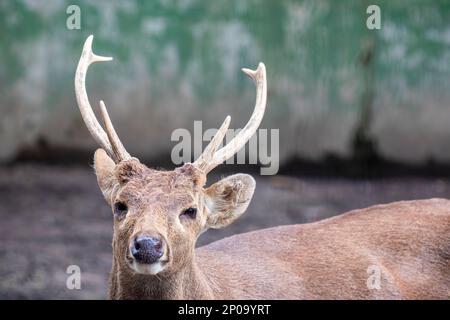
[{"xmin": 1, "ymin": 1, "xmax": 450, "ymax": 165}]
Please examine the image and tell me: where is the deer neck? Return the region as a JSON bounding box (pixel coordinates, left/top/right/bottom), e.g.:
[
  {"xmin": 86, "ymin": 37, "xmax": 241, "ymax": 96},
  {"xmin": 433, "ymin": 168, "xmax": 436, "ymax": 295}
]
[{"xmin": 109, "ymin": 252, "xmax": 214, "ymax": 299}]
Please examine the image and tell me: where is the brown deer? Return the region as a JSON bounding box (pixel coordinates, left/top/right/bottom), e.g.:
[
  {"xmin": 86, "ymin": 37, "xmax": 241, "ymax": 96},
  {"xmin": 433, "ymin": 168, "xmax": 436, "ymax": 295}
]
[{"xmin": 75, "ymin": 35, "xmax": 450, "ymax": 299}]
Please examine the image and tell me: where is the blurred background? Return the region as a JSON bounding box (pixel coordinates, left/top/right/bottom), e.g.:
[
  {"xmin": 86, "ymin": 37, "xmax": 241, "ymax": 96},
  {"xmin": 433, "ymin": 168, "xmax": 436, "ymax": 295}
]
[{"xmin": 2, "ymin": 0, "xmax": 450, "ymax": 299}]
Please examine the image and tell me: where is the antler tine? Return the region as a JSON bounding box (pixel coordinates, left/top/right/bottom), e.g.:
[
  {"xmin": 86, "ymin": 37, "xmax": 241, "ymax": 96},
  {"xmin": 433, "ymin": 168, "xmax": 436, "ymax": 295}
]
[
  {"xmin": 75, "ymin": 35, "xmax": 131, "ymax": 163},
  {"xmin": 194, "ymin": 62, "xmax": 267, "ymax": 174},
  {"xmin": 193, "ymin": 115, "xmax": 231, "ymax": 171},
  {"xmin": 99, "ymin": 101, "xmax": 131, "ymax": 161}
]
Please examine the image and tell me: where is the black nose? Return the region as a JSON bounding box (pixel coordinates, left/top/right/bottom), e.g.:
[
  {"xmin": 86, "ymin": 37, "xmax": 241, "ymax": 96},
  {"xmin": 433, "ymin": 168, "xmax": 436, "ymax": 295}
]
[{"xmin": 131, "ymin": 236, "xmax": 164, "ymax": 264}]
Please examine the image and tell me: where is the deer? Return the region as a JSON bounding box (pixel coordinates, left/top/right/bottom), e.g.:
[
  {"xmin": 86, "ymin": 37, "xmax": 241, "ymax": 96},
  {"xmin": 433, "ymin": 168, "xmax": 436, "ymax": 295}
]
[{"xmin": 75, "ymin": 35, "xmax": 450, "ymax": 300}]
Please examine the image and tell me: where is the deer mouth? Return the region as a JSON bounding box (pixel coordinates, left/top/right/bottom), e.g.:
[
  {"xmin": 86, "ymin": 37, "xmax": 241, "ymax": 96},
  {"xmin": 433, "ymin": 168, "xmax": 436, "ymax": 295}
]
[
  {"xmin": 125, "ymin": 248, "xmax": 170, "ymax": 275},
  {"xmin": 129, "ymin": 259, "xmax": 169, "ymax": 275}
]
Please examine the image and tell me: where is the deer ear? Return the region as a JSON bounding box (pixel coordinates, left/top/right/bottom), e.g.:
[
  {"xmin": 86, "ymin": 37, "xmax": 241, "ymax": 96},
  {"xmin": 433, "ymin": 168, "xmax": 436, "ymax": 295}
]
[
  {"xmin": 204, "ymin": 174, "xmax": 256, "ymax": 229},
  {"xmin": 94, "ymin": 148, "xmax": 117, "ymax": 203}
]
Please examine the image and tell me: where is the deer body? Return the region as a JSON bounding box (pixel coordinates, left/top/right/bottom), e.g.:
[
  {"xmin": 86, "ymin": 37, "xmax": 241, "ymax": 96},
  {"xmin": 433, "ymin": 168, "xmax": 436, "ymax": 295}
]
[
  {"xmin": 75, "ymin": 35, "xmax": 450, "ymax": 300},
  {"xmin": 109, "ymin": 198, "xmax": 450, "ymax": 299}
]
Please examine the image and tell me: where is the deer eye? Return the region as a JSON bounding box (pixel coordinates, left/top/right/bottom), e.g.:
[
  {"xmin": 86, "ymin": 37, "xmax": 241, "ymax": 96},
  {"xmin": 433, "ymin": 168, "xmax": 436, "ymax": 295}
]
[
  {"xmin": 181, "ymin": 207, "xmax": 197, "ymax": 219},
  {"xmin": 114, "ymin": 201, "xmax": 128, "ymax": 217}
]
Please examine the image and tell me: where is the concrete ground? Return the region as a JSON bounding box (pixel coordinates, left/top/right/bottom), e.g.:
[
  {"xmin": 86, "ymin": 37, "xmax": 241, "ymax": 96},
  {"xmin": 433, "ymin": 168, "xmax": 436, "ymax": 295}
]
[{"xmin": 1, "ymin": 164, "xmax": 450, "ymax": 299}]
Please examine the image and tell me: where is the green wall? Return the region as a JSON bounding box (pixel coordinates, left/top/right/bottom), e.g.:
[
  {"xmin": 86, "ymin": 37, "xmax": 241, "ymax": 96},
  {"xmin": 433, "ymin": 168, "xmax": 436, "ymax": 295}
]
[{"xmin": 1, "ymin": 0, "xmax": 450, "ymax": 165}]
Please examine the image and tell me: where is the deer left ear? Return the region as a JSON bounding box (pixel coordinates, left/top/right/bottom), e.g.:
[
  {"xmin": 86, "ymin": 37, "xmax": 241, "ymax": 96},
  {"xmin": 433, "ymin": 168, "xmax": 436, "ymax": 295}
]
[
  {"xmin": 94, "ymin": 148, "xmax": 117, "ymax": 203},
  {"xmin": 204, "ymin": 174, "xmax": 256, "ymax": 229}
]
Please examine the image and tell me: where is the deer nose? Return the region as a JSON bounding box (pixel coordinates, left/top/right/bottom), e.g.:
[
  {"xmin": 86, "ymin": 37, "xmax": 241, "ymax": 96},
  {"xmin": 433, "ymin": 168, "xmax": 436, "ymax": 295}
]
[{"xmin": 131, "ymin": 236, "xmax": 164, "ymax": 264}]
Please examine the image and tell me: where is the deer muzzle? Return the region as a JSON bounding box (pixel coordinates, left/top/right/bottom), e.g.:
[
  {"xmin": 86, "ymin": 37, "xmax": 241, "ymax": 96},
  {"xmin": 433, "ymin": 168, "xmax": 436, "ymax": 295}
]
[
  {"xmin": 127, "ymin": 233, "xmax": 169, "ymax": 275},
  {"xmin": 131, "ymin": 235, "xmax": 164, "ymax": 264}
]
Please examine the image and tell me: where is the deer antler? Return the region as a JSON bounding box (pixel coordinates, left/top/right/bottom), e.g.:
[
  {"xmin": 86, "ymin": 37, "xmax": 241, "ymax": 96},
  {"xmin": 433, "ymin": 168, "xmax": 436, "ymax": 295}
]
[
  {"xmin": 76, "ymin": 36, "xmax": 266, "ymax": 168},
  {"xmin": 75, "ymin": 35, "xmax": 131, "ymax": 163},
  {"xmin": 194, "ymin": 63, "xmax": 267, "ymax": 173}
]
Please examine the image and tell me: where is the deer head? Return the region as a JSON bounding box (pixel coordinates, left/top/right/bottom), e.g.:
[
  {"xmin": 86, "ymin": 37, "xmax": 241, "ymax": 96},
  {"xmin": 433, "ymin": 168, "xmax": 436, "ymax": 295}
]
[{"xmin": 75, "ymin": 35, "xmax": 267, "ymax": 276}]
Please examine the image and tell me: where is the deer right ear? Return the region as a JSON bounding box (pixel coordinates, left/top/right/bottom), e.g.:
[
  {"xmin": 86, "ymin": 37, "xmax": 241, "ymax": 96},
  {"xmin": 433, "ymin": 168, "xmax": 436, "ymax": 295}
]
[
  {"xmin": 94, "ymin": 148, "xmax": 117, "ymax": 202},
  {"xmin": 204, "ymin": 174, "xmax": 256, "ymax": 229}
]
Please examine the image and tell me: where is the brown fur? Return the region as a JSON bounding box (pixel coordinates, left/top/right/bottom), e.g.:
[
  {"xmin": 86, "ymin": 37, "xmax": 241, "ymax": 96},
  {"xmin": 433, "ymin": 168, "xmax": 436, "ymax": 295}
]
[
  {"xmin": 93, "ymin": 149, "xmax": 450, "ymax": 300},
  {"xmin": 198, "ymin": 199, "xmax": 450, "ymax": 299}
]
